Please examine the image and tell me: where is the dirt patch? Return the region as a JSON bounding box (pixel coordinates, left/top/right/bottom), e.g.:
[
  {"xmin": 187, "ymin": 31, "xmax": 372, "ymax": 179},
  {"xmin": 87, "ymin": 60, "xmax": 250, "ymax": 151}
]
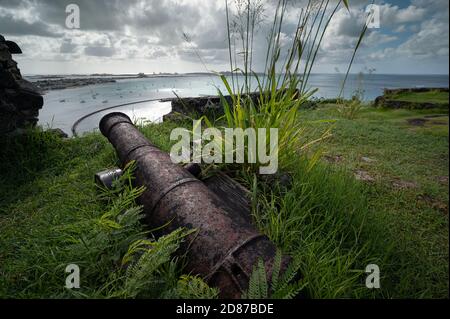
[
  {"xmin": 361, "ymin": 156, "xmax": 376, "ymax": 163},
  {"xmin": 324, "ymin": 155, "xmax": 343, "ymax": 164},
  {"xmin": 437, "ymin": 176, "xmax": 449, "ymax": 186},
  {"xmin": 407, "ymin": 118, "xmax": 429, "ymax": 126},
  {"xmin": 417, "ymin": 194, "xmax": 448, "ymax": 215},
  {"xmin": 392, "ymin": 179, "xmax": 419, "ymax": 190},
  {"xmin": 354, "ymin": 170, "xmax": 375, "ymax": 182}
]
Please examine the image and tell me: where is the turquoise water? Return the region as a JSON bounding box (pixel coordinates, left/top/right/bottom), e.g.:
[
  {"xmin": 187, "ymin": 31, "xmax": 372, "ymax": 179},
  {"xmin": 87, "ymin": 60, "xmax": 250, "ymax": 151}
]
[{"xmin": 36, "ymin": 73, "xmax": 449, "ymax": 136}]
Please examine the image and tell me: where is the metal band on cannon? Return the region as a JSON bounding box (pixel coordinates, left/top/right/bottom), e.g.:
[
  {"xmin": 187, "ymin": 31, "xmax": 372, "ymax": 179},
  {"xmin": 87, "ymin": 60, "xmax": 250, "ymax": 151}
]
[{"xmin": 99, "ymin": 112, "xmax": 292, "ymax": 298}]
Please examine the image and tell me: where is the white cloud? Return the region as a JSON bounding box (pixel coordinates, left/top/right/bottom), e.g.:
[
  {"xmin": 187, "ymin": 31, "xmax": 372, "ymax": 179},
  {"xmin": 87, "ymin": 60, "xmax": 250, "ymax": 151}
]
[{"xmin": 1, "ymin": 0, "xmax": 448, "ymax": 74}]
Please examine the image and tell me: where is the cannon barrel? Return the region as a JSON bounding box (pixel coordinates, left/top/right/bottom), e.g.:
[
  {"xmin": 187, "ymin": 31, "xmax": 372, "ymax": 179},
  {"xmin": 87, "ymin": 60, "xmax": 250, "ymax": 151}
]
[{"xmin": 100, "ymin": 112, "xmax": 290, "ymax": 298}]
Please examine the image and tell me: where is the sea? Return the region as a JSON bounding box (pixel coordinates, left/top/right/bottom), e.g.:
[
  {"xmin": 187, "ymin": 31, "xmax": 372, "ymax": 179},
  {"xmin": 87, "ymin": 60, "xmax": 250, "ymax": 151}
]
[{"xmin": 28, "ymin": 73, "xmax": 449, "ymax": 137}]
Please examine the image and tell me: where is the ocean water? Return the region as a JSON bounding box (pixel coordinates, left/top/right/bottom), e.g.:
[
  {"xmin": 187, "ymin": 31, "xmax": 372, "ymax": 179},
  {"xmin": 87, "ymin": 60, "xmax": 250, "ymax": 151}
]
[{"xmin": 34, "ymin": 73, "xmax": 449, "ymax": 136}]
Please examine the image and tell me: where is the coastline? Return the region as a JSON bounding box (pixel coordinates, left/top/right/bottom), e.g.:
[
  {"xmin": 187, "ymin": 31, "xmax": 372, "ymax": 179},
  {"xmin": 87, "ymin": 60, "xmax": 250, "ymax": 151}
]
[
  {"xmin": 31, "ymin": 75, "xmax": 147, "ymax": 92},
  {"xmin": 28, "ymin": 73, "xmax": 450, "ymax": 94}
]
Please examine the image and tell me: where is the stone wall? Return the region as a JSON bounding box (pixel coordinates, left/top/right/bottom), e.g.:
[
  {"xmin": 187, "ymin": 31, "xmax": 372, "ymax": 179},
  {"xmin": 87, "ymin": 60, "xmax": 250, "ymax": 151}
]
[{"xmin": 0, "ymin": 34, "xmax": 43, "ymax": 135}]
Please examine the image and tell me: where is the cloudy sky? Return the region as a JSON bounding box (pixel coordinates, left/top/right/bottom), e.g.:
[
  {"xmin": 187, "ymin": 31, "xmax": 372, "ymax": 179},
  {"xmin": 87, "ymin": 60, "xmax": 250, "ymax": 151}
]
[{"xmin": 1, "ymin": 0, "xmax": 448, "ymax": 75}]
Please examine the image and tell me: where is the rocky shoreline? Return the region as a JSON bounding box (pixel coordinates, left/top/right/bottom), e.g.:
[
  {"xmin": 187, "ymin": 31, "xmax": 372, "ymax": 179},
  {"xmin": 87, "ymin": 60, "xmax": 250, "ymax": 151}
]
[
  {"xmin": 34, "ymin": 77, "xmax": 118, "ymax": 92},
  {"xmin": 32, "ymin": 75, "xmax": 152, "ymax": 92}
]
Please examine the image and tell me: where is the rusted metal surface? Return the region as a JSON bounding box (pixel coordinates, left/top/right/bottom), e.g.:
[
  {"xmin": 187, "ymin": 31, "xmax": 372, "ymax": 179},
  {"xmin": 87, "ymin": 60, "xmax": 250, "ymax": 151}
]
[
  {"xmin": 203, "ymin": 172, "xmax": 253, "ymax": 224},
  {"xmin": 100, "ymin": 112, "xmax": 291, "ymax": 298}
]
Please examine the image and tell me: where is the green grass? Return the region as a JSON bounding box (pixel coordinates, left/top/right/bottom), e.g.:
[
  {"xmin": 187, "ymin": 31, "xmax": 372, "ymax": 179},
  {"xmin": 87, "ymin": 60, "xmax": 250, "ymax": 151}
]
[
  {"xmin": 387, "ymin": 91, "xmax": 449, "ymax": 105},
  {"xmin": 1, "ymin": 104, "xmax": 447, "ymax": 298},
  {"xmin": 0, "ymin": 127, "xmax": 217, "ymax": 299},
  {"xmin": 298, "ymin": 105, "xmax": 449, "ymax": 297}
]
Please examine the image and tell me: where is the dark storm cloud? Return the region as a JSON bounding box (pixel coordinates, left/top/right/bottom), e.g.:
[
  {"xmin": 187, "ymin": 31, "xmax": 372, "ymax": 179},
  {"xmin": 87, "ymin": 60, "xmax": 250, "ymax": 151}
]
[
  {"xmin": 0, "ymin": 0, "xmax": 27, "ymax": 8},
  {"xmin": 0, "ymin": 0, "xmax": 448, "ymax": 74},
  {"xmin": 0, "ymin": 12, "xmax": 62, "ymax": 37},
  {"xmin": 0, "ymin": 0, "xmax": 131, "ymax": 31},
  {"xmin": 36, "ymin": 0, "xmax": 131, "ymax": 31},
  {"xmin": 0, "ymin": 0, "xmax": 217, "ymax": 47}
]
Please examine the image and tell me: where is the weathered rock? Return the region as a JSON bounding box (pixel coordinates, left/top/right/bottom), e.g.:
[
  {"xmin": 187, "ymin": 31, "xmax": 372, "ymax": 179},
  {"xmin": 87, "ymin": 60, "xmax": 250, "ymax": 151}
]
[
  {"xmin": 5, "ymin": 41, "xmax": 22, "ymax": 54},
  {"xmin": 0, "ymin": 44, "xmax": 12, "ymax": 62},
  {"xmin": 0, "ymin": 67, "xmax": 16, "ymax": 88},
  {"xmin": 0, "ymin": 34, "xmax": 43, "ymax": 135},
  {"xmin": 171, "ymin": 95, "xmax": 228, "ymax": 116},
  {"xmin": 169, "ymin": 89, "xmax": 299, "ymax": 117},
  {"xmin": 6, "ymin": 87, "xmax": 43, "ymax": 111},
  {"xmin": 163, "ymin": 112, "xmax": 191, "ymax": 122}
]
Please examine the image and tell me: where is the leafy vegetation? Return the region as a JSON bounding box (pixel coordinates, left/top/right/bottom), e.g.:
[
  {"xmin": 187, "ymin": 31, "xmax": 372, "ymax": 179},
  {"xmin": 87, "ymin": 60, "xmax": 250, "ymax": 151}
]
[
  {"xmin": 337, "ymin": 72, "xmax": 371, "ymax": 119},
  {"xmin": 337, "ymin": 95, "xmax": 365, "ymax": 119},
  {"xmin": 0, "ymin": 103, "xmax": 448, "ymax": 298},
  {"xmin": 203, "ymin": 0, "xmax": 368, "ymax": 174},
  {"xmin": 159, "ymin": 95, "xmax": 449, "ymax": 299},
  {"xmin": 0, "ymin": 131, "xmax": 216, "ymax": 299},
  {"xmin": 194, "ymin": 0, "xmax": 372, "ymax": 295},
  {"xmin": 243, "ymin": 251, "xmax": 305, "ymax": 299}
]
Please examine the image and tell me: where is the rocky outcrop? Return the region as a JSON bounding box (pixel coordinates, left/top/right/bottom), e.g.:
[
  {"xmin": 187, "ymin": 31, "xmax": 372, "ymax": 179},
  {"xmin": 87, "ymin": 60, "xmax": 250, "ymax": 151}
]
[
  {"xmin": 0, "ymin": 34, "xmax": 43, "ymax": 135},
  {"xmin": 374, "ymin": 87, "xmax": 449, "ymax": 109},
  {"xmin": 169, "ymin": 95, "xmax": 228, "ymax": 115},
  {"xmin": 167, "ymin": 89, "xmax": 300, "ymax": 117}
]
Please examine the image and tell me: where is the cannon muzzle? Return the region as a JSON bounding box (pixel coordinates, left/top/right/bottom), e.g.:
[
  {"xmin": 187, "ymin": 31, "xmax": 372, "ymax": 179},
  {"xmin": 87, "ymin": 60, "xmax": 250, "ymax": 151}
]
[{"xmin": 100, "ymin": 112, "xmax": 291, "ymax": 298}]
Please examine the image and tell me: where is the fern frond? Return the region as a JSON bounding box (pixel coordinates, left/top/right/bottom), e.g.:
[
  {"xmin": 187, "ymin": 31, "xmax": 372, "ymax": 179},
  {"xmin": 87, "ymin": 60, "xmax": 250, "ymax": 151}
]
[
  {"xmin": 247, "ymin": 259, "xmax": 264, "ymax": 299},
  {"xmin": 272, "ymin": 279, "xmax": 307, "ymax": 299},
  {"xmin": 243, "ymin": 250, "xmax": 304, "ymax": 299},
  {"xmin": 271, "ymin": 250, "xmax": 282, "ymax": 292},
  {"xmin": 122, "ymin": 228, "xmax": 193, "ymax": 298},
  {"xmin": 257, "ymin": 259, "xmax": 268, "ymax": 299},
  {"xmin": 276, "ymin": 255, "xmax": 302, "ymax": 293},
  {"xmin": 175, "ymin": 275, "xmax": 219, "ymax": 299}
]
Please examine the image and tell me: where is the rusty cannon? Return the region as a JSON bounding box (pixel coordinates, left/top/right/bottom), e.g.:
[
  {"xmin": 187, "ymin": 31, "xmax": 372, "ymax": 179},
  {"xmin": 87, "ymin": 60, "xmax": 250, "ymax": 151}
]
[{"xmin": 99, "ymin": 112, "xmax": 291, "ymax": 298}]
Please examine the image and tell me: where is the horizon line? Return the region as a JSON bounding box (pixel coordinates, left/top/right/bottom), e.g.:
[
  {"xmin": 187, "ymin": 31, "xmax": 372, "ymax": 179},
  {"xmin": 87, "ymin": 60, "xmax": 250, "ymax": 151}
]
[{"xmin": 23, "ymin": 72, "xmax": 450, "ymax": 77}]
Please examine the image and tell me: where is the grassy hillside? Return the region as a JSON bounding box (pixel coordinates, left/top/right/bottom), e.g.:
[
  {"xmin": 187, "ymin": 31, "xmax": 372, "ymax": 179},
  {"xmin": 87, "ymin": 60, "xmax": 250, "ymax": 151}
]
[
  {"xmin": 0, "ymin": 105, "xmax": 448, "ymax": 298},
  {"xmin": 301, "ymin": 105, "xmax": 449, "ymax": 297}
]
